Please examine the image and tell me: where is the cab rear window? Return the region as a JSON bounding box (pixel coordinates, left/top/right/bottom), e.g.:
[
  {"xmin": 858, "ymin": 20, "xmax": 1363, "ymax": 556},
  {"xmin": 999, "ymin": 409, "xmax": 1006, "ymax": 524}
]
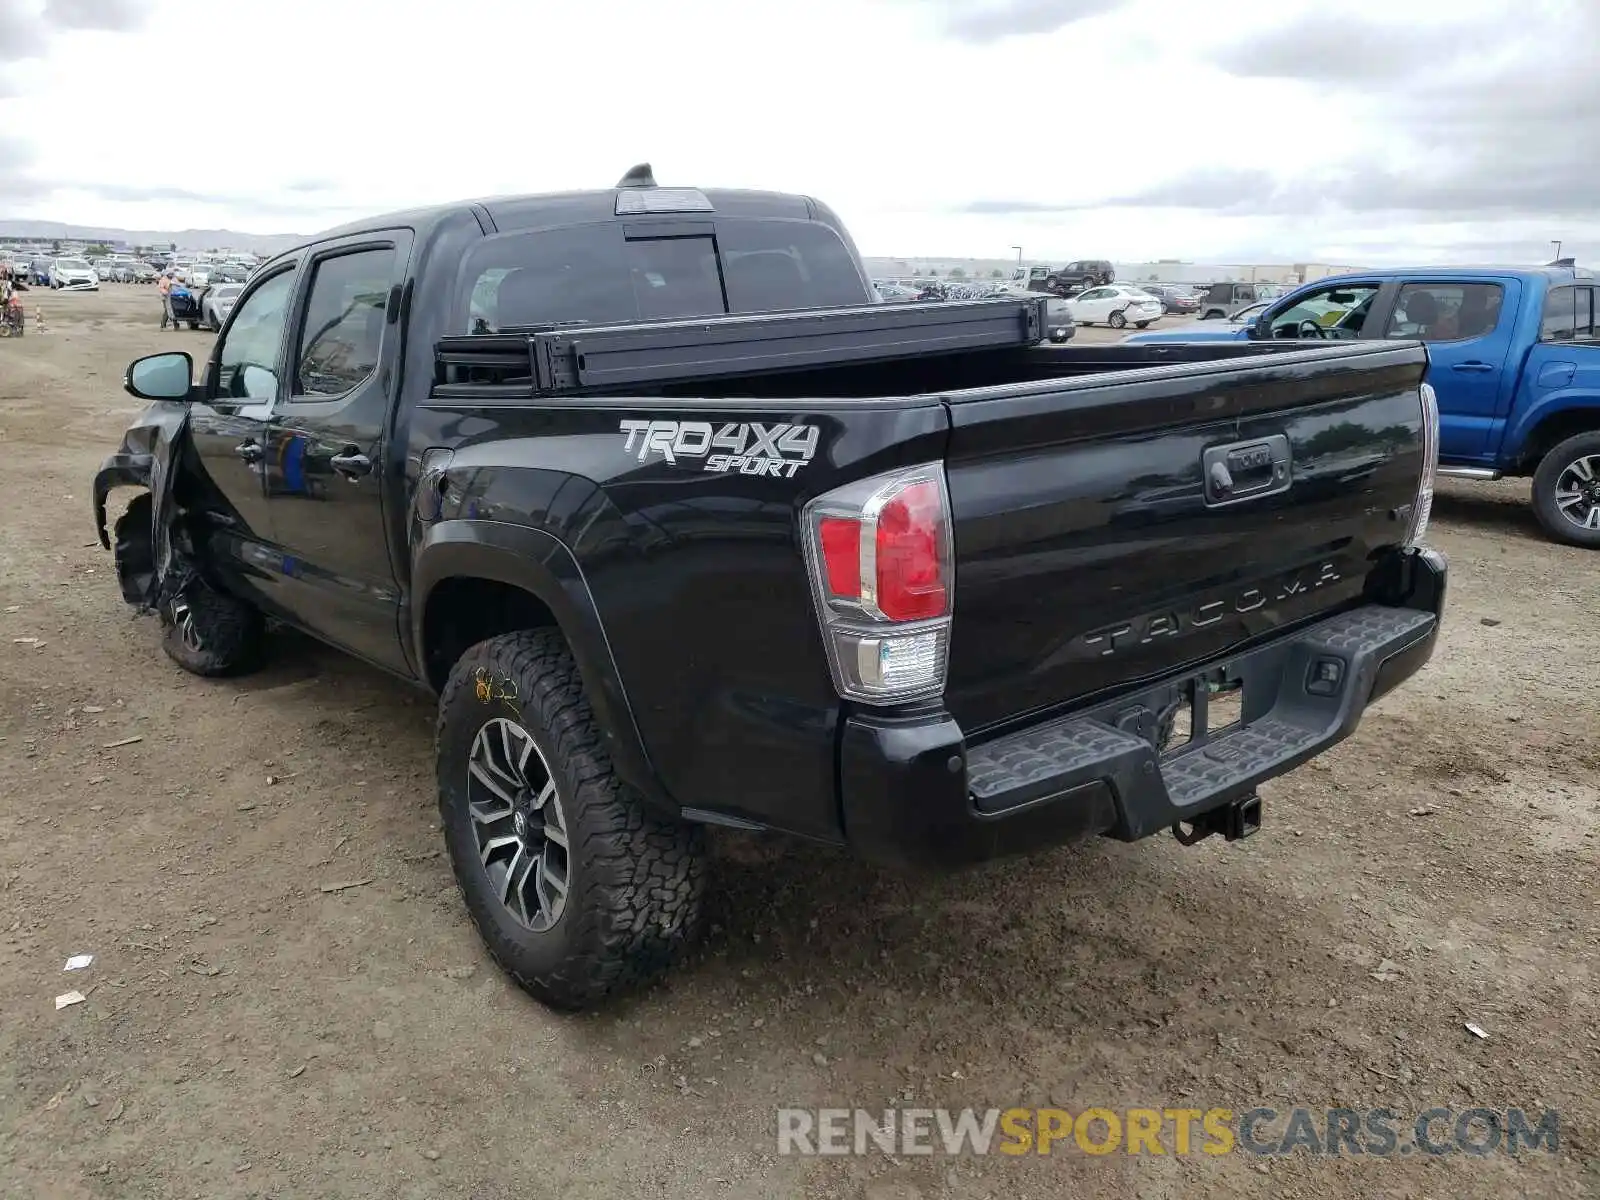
[{"xmin": 457, "ymin": 219, "xmax": 869, "ymax": 333}]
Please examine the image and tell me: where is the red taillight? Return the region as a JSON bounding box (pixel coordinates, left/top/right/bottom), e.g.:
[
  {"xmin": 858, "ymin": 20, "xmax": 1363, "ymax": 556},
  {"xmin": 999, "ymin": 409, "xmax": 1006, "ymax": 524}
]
[
  {"xmin": 873, "ymin": 480, "xmax": 948, "ymax": 620},
  {"xmin": 802, "ymin": 464, "xmax": 954, "ymax": 703},
  {"xmin": 818, "ymin": 517, "xmax": 861, "ymax": 598}
]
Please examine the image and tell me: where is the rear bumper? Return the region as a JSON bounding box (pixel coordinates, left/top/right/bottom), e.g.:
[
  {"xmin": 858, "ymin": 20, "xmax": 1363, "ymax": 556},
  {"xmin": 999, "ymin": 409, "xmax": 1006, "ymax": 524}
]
[{"xmin": 840, "ymin": 547, "xmax": 1447, "ymax": 869}]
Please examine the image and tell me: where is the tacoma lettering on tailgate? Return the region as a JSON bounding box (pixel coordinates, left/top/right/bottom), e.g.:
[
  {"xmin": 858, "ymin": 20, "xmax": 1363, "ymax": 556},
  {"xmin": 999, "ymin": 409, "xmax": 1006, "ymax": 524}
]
[{"xmin": 1078, "ymin": 562, "xmax": 1343, "ymax": 659}]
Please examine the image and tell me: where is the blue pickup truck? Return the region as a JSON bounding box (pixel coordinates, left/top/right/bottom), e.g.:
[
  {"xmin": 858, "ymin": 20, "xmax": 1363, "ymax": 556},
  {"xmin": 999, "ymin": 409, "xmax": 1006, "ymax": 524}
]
[{"xmin": 1123, "ymin": 265, "xmax": 1600, "ymax": 547}]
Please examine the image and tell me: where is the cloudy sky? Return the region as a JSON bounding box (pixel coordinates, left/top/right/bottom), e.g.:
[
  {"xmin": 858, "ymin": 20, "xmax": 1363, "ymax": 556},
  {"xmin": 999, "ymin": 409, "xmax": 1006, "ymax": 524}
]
[{"xmin": 0, "ymin": 0, "xmax": 1590, "ymax": 263}]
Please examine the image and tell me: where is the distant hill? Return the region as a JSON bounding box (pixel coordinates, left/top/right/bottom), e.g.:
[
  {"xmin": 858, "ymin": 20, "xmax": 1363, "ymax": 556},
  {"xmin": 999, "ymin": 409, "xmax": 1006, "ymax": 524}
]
[{"xmin": 0, "ymin": 219, "xmax": 307, "ymax": 254}]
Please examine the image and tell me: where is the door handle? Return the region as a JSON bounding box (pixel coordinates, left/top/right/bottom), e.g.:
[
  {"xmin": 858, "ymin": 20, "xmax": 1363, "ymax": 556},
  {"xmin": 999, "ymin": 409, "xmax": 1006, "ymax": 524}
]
[
  {"xmin": 1451, "ymin": 361, "xmax": 1494, "ymax": 372},
  {"xmin": 330, "ymin": 449, "xmax": 373, "ymax": 479},
  {"xmin": 235, "ymin": 440, "xmax": 263, "ymax": 462}
]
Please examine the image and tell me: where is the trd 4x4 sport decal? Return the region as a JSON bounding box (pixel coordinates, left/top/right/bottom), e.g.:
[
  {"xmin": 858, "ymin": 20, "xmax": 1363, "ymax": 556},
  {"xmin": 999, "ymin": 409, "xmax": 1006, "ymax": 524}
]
[{"xmin": 619, "ymin": 419, "xmax": 820, "ymax": 477}]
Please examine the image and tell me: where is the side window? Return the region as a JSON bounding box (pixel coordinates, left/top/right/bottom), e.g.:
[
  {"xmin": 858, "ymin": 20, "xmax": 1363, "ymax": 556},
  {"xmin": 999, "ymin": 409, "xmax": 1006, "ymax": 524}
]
[
  {"xmin": 1540, "ymin": 286, "xmax": 1574, "ymax": 341},
  {"xmin": 1540, "ymin": 285, "xmax": 1595, "ymax": 342},
  {"xmin": 1270, "ymin": 282, "xmax": 1380, "ymax": 339},
  {"xmin": 1388, "ymin": 282, "xmax": 1504, "ymax": 342},
  {"xmin": 215, "ymin": 268, "xmax": 296, "ymax": 400},
  {"xmin": 293, "ymin": 247, "xmax": 397, "ymax": 398}
]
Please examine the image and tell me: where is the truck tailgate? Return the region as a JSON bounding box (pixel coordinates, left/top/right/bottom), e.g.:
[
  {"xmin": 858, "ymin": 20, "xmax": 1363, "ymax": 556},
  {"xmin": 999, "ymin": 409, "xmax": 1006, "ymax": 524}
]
[{"xmin": 940, "ymin": 342, "xmax": 1430, "ymax": 735}]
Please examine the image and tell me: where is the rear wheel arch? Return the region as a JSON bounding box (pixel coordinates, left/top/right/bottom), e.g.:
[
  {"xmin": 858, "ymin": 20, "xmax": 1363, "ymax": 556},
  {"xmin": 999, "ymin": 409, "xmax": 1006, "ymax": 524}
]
[
  {"xmin": 413, "ymin": 527, "xmax": 671, "ymax": 812},
  {"xmin": 420, "ymin": 574, "xmax": 561, "ymax": 692},
  {"xmin": 1515, "ymin": 404, "xmax": 1600, "ymax": 474}
]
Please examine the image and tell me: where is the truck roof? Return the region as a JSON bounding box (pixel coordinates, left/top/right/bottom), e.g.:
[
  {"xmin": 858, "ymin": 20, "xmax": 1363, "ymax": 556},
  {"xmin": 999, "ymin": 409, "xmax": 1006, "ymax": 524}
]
[
  {"xmin": 1314, "ymin": 264, "xmax": 1593, "ymax": 286},
  {"xmin": 304, "ymin": 165, "xmax": 843, "ymax": 248}
]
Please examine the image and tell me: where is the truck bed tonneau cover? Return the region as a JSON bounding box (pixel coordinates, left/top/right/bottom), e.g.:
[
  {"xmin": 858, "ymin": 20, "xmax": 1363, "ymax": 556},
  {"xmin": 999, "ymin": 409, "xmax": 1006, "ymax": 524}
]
[{"xmin": 434, "ymin": 296, "xmax": 1048, "ymax": 397}]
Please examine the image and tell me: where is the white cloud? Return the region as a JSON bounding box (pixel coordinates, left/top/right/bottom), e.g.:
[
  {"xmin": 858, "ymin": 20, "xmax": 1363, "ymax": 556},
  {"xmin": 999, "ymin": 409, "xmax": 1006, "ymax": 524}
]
[{"xmin": 0, "ymin": 0, "xmax": 1591, "ymax": 264}]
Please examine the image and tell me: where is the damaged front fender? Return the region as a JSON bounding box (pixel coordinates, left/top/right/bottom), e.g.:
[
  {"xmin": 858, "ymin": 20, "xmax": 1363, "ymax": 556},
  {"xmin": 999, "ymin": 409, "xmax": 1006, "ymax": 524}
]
[{"xmin": 92, "ymin": 401, "xmax": 191, "ymax": 609}]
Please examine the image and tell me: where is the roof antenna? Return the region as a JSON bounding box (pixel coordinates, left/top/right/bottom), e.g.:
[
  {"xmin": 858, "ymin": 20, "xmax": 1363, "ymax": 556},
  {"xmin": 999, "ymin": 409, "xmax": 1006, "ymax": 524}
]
[{"xmin": 616, "ymin": 163, "xmax": 656, "ymax": 188}]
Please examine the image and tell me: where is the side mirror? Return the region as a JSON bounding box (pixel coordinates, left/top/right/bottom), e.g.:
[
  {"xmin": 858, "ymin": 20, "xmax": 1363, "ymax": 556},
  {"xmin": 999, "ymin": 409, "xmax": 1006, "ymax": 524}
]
[{"xmin": 125, "ymin": 351, "xmax": 194, "ymax": 401}]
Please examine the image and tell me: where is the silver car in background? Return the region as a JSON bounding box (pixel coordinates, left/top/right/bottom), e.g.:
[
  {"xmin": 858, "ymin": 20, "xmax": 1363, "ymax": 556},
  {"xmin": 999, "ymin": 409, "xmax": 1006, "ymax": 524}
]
[{"xmin": 200, "ymin": 283, "xmax": 243, "ymax": 330}]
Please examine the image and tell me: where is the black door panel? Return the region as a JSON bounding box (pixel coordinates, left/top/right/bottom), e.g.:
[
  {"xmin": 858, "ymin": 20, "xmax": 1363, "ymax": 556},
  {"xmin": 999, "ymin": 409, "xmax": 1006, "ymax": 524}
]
[{"xmin": 259, "ymin": 237, "xmax": 413, "ymax": 675}]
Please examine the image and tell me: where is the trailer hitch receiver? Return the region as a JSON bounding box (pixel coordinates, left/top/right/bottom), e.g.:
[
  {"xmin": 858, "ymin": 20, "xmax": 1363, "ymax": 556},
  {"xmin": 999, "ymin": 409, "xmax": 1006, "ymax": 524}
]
[{"xmin": 1172, "ymin": 793, "xmax": 1262, "ymax": 846}]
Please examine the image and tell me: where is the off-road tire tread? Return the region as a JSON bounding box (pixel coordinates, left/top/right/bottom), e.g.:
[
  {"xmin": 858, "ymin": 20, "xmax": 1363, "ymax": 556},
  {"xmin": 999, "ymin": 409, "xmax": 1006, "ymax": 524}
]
[
  {"xmin": 1531, "ymin": 430, "xmax": 1600, "ymax": 548},
  {"xmin": 160, "ymin": 581, "xmax": 266, "ymax": 677},
  {"xmin": 436, "ymin": 629, "xmax": 705, "ymax": 1010}
]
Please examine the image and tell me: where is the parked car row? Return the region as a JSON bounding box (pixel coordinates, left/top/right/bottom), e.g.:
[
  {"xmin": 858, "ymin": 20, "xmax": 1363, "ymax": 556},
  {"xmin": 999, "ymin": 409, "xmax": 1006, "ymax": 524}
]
[
  {"xmin": 871, "ymin": 277, "xmax": 1078, "ymax": 342},
  {"xmin": 92, "ymin": 258, "xmax": 159, "ymax": 283}
]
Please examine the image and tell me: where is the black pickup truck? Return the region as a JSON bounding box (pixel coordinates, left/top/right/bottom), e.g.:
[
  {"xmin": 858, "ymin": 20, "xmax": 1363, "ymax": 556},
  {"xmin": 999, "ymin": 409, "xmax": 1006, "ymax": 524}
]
[{"xmin": 93, "ymin": 166, "xmax": 1447, "ymax": 1010}]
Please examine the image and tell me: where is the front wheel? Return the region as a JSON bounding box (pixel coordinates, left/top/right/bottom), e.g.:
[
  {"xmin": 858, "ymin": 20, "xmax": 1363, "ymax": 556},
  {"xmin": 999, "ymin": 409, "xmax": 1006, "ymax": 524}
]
[
  {"xmin": 1532, "ymin": 431, "xmax": 1600, "ymax": 547},
  {"xmin": 437, "ymin": 629, "xmax": 706, "ymax": 1010},
  {"xmin": 1108, "ymin": 311, "xmax": 1128, "ymax": 330},
  {"xmin": 160, "ymin": 579, "xmax": 267, "ymax": 676}
]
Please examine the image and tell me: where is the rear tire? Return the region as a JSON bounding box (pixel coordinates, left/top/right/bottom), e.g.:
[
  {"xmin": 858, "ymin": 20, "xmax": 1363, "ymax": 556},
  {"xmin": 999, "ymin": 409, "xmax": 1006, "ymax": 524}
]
[
  {"xmin": 437, "ymin": 629, "xmax": 706, "ymax": 1011},
  {"xmin": 159, "ymin": 579, "xmax": 267, "ymax": 677},
  {"xmin": 1135, "ymin": 321, "xmax": 1150, "ymax": 329},
  {"xmin": 1532, "ymin": 431, "xmax": 1600, "ymax": 548}
]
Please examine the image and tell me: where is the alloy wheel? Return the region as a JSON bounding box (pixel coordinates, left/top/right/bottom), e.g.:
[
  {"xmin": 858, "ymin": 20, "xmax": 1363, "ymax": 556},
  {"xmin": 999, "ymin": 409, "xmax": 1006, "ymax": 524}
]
[
  {"xmin": 466, "ymin": 717, "xmax": 571, "ymax": 932},
  {"xmin": 168, "ymin": 598, "xmax": 203, "ymax": 652},
  {"xmin": 1554, "ymin": 454, "xmax": 1600, "ymax": 532}
]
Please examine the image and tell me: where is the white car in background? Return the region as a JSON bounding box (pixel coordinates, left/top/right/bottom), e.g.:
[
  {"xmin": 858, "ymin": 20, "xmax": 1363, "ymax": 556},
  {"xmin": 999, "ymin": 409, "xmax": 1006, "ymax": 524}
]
[
  {"xmin": 200, "ymin": 282, "xmax": 243, "ymax": 330},
  {"xmin": 1065, "ymin": 284, "xmax": 1164, "ymax": 329},
  {"xmin": 48, "ymin": 257, "xmax": 99, "ymax": 290}
]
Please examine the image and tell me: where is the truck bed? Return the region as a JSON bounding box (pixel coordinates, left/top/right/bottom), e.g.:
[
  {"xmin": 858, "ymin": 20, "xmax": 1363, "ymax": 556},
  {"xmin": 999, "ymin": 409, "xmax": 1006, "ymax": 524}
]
[{"xmin": 416, "ymin": 328, "xmax": 1431, "ymax": 751}]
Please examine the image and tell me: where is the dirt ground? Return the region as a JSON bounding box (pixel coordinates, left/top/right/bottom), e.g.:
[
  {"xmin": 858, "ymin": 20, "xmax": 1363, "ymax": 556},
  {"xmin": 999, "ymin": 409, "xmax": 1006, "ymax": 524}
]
[{"xmin": 1, "ymin": 286, "xmax": 1595, "ymax": 1200}]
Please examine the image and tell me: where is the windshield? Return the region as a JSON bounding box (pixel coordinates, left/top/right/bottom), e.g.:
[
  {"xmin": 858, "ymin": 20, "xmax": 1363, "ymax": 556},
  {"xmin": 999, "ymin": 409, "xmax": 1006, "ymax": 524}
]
[
  {"xmin": 58, "ymin": 258, "xmax": 89, "ymax": 270},
  {"xmin": 457, "ymin": 218, "xmax": 869, "ymax": 333}
]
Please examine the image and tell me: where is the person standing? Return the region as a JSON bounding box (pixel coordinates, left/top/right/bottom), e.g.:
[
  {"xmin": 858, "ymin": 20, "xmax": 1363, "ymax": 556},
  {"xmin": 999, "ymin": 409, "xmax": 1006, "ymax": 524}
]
[{"xmin": 158, "ymin": 270, "xmax": 175, "ymax": 329}]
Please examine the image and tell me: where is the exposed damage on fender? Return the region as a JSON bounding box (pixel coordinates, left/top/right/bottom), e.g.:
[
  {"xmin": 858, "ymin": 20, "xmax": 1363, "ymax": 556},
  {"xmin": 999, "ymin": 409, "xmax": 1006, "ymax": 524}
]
[{"xmin": 91, "ymin": 400, "xmax": 192, "ymax": 612}]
